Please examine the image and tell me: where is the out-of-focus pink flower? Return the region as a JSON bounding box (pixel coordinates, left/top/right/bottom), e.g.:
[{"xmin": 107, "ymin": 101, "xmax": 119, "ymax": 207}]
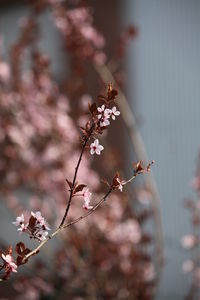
[
  {"xmin": 143, "ymin": 263, "xmax": 155, "ymax": 282},
  {"xmin": 108, "ymin": 219, "xmax": 141, "ymax": 244},
  {"xmin": 195, "ymin": 267, "xmax": 200, "ymax": 287},
  {"xmin": 83, "ymin": 188, "xmax": 93, "ymax": 210},
  {"xmin": 90, "ymin": 139, "xmax": 104, "ymax": 155},
  {"xmin": 0, "ymin": 61, "xmax": 10, "ymax": 83},
  {"xmin": 137, "ymin": 189, "xmax": 152, "ymax": 205},
  {"xmin": 182, "ymin": 260, "xmax": 194, "ymax": 273},
  {"xmin": 80, "ymin": 94, "xmax": 92, "ymax": 110},
  {"xmin": 181, "ymin": 234, "xmax": 197, "ymax": 249},
  {"xmin": 93, "ymin": 52, "xmax": 106, "ymax": 65},
  {"xmin": 190, "ymin": 177, "xmax": 200, "ymax": 191},
  {"xmin": 1, "ymin": 254, "xmax": 17, "ymax": 273}
]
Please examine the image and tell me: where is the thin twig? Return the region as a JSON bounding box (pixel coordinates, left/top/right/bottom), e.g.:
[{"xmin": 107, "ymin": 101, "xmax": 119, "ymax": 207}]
[{"xmin": 59, "ymin": 124, "xmax": 94, "ymax": 227}]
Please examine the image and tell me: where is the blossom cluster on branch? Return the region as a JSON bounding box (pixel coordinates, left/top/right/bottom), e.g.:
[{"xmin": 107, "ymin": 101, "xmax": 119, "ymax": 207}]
[
  {"xmin": 0, "ymin": 82, "xmax": 154, "ymax": 283},
  {"xmin": 0, "ymin": 1, "xmax": 158, "ymax": 299}
]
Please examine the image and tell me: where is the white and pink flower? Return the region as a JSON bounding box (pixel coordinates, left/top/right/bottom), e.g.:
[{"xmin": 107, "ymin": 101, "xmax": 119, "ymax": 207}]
[
  {"xmin": 35, "ymin": 230, "xmax": 49, "ymax": 242},
  {"xmin": 97, "ymin": 104, "xmax": 106, "ymax": 116},
  {"xmin": 17, "ymin": 223, "xmax": 28, "ymax": 233},
  {"xmin": 110, "ymin": 106, "xmax": 120, "ymax": 120},
  {"xmin": 97, "ymin": 105, "xmax": 110, "ymax": 127},
  {"xmin": 13, "ymin": 211, "xmax": 50, "ymax": 242},
  {"xmin": 83, "ymin": 188, "xmax": 93, "ymax": 210},
  {"xmin": 1, "ymin": 254, "xmax": 17, "ymax": 273},
  {"xmin": 12, "ymin": 214, "xmax": 25, "ymax": 226},
  {"xmin": 116, "ymin": 177, "xmax": 126, "ymax": 192},
  {"xmin": 90, "ymin": 139, "xmax": 104, "ymax": 155}
]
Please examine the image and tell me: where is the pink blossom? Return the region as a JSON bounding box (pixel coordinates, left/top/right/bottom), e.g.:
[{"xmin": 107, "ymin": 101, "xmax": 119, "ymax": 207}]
[
  {"xmin": 97, "ymin": 105, "xmax": 110, "ymax": 126},
  {"xmin": 194, "ymin": 268, "xmax": 200, "ymax": 287},
  {"xmin": 31, "ymin": 211, "xmax": 44, "ymax": 223},
  {"xmin": 90, "ymin": 139, "xmax": 104, "ymax": 155},
  {"xmin": 93, "ymin": 51, "xmax": 106, "ymax": 65},
  {"xmin": 116, "ymin": 177, "xmax": 126, "ymax": 192},
  {"xmin": 99, "ymin": 115, "xmax": 110, "ymax": 127},
  {"xmin": 1, "ymin": 254, "xmax": 17, "ymax": 273},
  {"xmin": 182, "ymin": 260, "xmax": 194, "ymax": 273},
  {"xmin": 17, "ymin": 223, "xmax": 28, "ymax": 233},
  {"xmin": 12, "ymin": 214, "xmax": 24, "ymax": 226},
  {"xmin": 31, "ymin": 211, "xmax": 51, "ymax": 231},
  {"xmin": 83, "ymin": 188, "xmax": 93, "ymax": 210},
  {"xmin": 97, "ymin": 104, "xmax": 106, "ymax": 115},
  {"xmin": 0, "ymin": 61, "xmax": 10, "ymax": 83},
  {"xmin": 137, "ymin": 189, "xmax": 152, "ymax": 205},
  {"xmin": 108, "ymin": 106, "xmax": 120, "ymax": 120},
  {"xmin": 181, "ymin": 234, "xmax": 197, "ymax": 249},
  {"xmin": 35, "ymin": 230, "xmax": 49, "ymax": 242},
  {"xmin": 108, "ymin": 219, "xmax": 141, "ymax": 244},
  {"xmin": 190, "ymin": 177, "xmax": 200, "ymax": 191},
  {"xmin": 143, "ymin": 263, "xmax": 155, "ymax": 282}
]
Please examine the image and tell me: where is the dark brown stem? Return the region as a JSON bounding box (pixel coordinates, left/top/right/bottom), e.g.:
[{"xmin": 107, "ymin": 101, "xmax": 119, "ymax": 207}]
[{"xmin": 59, "ymin": 124, "xmax": 94, "ymax": 227}]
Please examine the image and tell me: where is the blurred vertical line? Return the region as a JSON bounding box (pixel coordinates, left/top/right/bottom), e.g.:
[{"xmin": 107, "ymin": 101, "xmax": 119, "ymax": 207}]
[{"xmin": 95, "ymin": 62, "xmax": 164, "ymax": 287}]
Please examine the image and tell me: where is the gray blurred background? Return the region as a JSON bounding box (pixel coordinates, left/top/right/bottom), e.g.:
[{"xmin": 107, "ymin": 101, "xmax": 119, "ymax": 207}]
[
  {"xmin": 125, "ymin": 1, "xmax": 200, "ymax": 299},
  {"xmin": 1, "ymin": 0, "xmax": 200, "ymax": 299}
]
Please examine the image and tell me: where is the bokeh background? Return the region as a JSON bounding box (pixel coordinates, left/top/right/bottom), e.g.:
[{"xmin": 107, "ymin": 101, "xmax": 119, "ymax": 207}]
[{"xmin": 1, "ymin": 1, "xmax": 200, "ymax": 299}]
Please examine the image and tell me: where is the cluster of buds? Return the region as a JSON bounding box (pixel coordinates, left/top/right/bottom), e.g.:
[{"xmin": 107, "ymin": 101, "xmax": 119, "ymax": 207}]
[
  {"xmin": 12, "ymin": 211, "xmax": 50, "ymax": 242},
  {"xmin": 97, "ymin": 104, "xmax": 120, "ymax": 127},
  {"xmin": 110, "ymin": 161, "xmax": 155, "ymax": 193},
  {"xmin": 89, "ymin": 104, "xmax": 120, "ymax": 155},
  {"xmin": 80, "ymin": 84, "xmax": 120, "ymax": 156}
]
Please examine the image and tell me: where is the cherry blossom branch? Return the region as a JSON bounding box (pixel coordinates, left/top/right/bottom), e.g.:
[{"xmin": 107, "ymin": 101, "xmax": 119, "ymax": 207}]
[
  {"xmin": 22, "ymin": 188, "xmax": 112, "ymax": 262},
  {"xmin": 0, "ymin": 86, "xmax": 123, "ymax": 280},
  {"xmin": 23, "ymin": 167, "xmax": 147, "ymax": 263}
]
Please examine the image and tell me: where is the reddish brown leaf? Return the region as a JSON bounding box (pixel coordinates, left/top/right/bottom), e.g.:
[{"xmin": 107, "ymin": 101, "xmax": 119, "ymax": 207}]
[
  {"xmin": 16, "ymin": 256, "xmax": 24, "ymax": 265},
  {"xmin": 15, "ymin": 242, "xmax": 25, "ymax": 255},
  {"xmin": 112, "ymin": 172, "xmax": 120, "ymax": 187},
  {"xmin": 74, "ymin": 184, "xmax": 87, "ymax": 194},
  {"xmin": 107, "ymin": 84, "xmax": 118, "ymax": 102},
  {"xmin": 66, "ymin": 178, "xmax": 73, "ymax": 189},
  {"xmin": 98, "ymin": 94, "xmax": 106, "ymax": 101},
  {"xmin": 88, "ymin": 102, "xmax": 97, "ymax": 115},
  {"xmin": 28, "ymin": 216, "xmax": 36, "ymax": 229},
  {"xmin": 133, "ymin": 161, "xmax": 144, "ymax": 173},
  {"xmin": 80, "ymin": 126, "xmax": 87, "ymax": 135}
]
